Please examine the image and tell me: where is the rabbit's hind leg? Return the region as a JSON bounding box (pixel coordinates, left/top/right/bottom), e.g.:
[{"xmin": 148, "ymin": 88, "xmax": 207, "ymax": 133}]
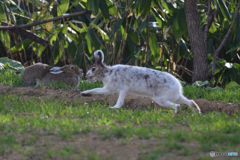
[
  {"xmin": 35, "ymin": 79, "xmax": 41, "ymax": 87},
  {"xmin": 152, "ymin": 97, "xmax": 180, "ymax": 114},
  {"xmin": 176, "ymin": 95, "xmax": 201, "ymax": 114},
  {"xmin": 110, "ymin": 90, "xmax": 127, "ymax": 109}
]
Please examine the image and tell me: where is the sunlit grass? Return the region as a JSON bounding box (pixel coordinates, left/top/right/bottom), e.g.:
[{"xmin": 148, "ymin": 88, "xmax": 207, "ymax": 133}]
[
  {"xmin": 0, "ymin": 70, "xmax": 22, "ymax": 86},
  {"xmin": 0, "ymin": 94, "xmax": 240, "ymax": 158}
]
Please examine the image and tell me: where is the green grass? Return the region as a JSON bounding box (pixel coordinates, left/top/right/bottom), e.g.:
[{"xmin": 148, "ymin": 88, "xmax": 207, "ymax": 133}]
[
  {"xmin": 184, "ymin": 85, "xmax": 240, "ymax": 103},
  {"xmin": 0, "ymin": 70, "xmax": 22, "ymax": 86},
  {"xmin": 0, "ymin": 69, "xmax": 240, "ymax": 159},
  {"xmin": 0, "ymin": 94, "xmax": 240, "ymax": 159}
]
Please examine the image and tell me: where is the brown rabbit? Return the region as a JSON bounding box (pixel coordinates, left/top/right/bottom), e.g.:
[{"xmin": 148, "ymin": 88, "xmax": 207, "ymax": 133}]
[
  {"xmin": 21, "ymin": 63, "xmax": 83, "ymax": 88},
  {"xmin": 21, "ymin": 63, "xmax": 52, "ymax": 86}
]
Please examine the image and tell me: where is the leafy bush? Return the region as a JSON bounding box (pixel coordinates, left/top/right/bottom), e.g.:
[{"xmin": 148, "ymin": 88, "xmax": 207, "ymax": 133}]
[{"xmin": 0, "ymin": 57, "xmax": 25, "ymax": 72}]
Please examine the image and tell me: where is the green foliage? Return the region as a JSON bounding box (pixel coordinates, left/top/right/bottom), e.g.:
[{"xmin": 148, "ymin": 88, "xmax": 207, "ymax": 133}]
[
  {"xmin": 0, "ymin": 57, "xmax": 25, "ymax": 72},
  {"xmin": 0, "ymin": 0, "xmax": 239, "ymax": 87},
  {"xmin": 225, "ymin": 81, "xmax": 240, "ymax": 91},
  {"xmin": 215, "ymin": 0, "xmax": 231, "ymax": 21}
]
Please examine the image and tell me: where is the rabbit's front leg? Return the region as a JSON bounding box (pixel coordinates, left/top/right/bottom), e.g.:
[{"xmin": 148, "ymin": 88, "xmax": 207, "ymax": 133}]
[
  {"xmin": 81, "ymin": 87, "xmax": 111, "ymax": 96},
  {"xmin": 110, "ymin": 90, "xmax": 127, "ymax": 109}
]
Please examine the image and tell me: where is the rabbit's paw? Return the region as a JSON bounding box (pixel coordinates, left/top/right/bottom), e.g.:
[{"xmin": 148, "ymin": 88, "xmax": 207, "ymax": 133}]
[
  {"xmin": 110, "ymin": 106, "xmax": 121, "ymax": 109},
  {"xmin": 81, "ymin": 91, "xmax": 92, "ymax": 97}
]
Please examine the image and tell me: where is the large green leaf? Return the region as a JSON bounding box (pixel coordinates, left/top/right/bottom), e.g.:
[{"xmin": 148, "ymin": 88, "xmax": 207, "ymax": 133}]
[
  {"xmin": 128, "ymin": 27, "xmax": 140, "ymax": 44},
  {"xmin": 53, "ymin": 33, "xmax": 65, "ymax": 64},
  {"xmin": 71, "ymin": 4, "xmax": 91, "ymax": 23},
  {"xmin": 91, "ymin": 24, "xmax": 109, "ymax": 41},
  {"xmin": 3, "ymin": 2, "xmax": 9, "ymax": 21},
  {"xmin": 88, "ymin": 0, "xmax": 100, "ymax": 15},
  {"xmin": 0, "ymin": 3, "xmax": 4, "ymax": 23},
  {"xmin": 0, "ymin": 57, "xmax": 25, "ymax": 72},
  {"xmin": 233, "ymin": 28, "xmax": 240, "ymax": 47},
  {"xmin": 208, "ymin": 22, "xmax": 218, "ymax": 33},
  {"xmin": 120, "ymin": 25, "xmax": 127, "ymax": 40},
  {"xmin": 70, "ymin": 0, "xmax": 82, "ymax": 8},
  {"xmin": 138, "ymin": 17, "xmax": 147, "ymax": 31},
  {"xmin": 9, "ymin": 38, "xmax": 33, "ymax": 53},
  {"xmin": 179, "ymin": 39, "xmax": 188, "ymax": 57},
  {"xmin": 230, "ymin": 67, "xmax": 238, "ymax": 82},
  {"xmin": 217, "ymin": 0, "xmax": 231, "ymax": 21},
  {"xmin": 0, "ymin": 38, "xmax": 7, "ymax": 56},
  {"xmin": 69, "ymin": 21, "xmax": 87, "ymax": 33},
  {"xmin": 213, "ymin": 59, "xmax": 225, "ymax": 74},
  {"xmin": 159, "ymin": 0, "xmax": 176, "ymax": 15},
  {"xmin": 114, "ymin": 30, "xmax": 122, "ymax": 58},
  {"xmin": 114, "ymin": 12, "xmax": 126, "ymax": 31},
  {"xmin": 207, "ymin": 38, "xmax": 214, "ymax": 55},
  {"xmin": 85, "ymin": 33, "xmax": 92, "ymax": 53},
  {"xmin": 172, "ymin": 13, "xmax": 181, "ymax": 41},
  {"xmin": 151, "ymin": 8, "xmax": 164, "ymax": 27},
  {"xmin": 99, "ymin": 0, "xmax": 110, "ymax": 22},
  {"xmin": 73, "ymin": 44, "xmax": 86, "ymax": 71},
  {"xmin": 227, "ymin": 41, "xmax": 240, "ymax": 53},
  {"xmin": 149, "ymin": 33, "xmax": 160, "ymax": 61},
  {"xmin": 57, "ymin": 0, "xmax": 69, "ymax": 16},
  {"xmin": 135, "ymin": 0, "xmax": 152, "ymax": 19},
  {"xmin": 178, "ymin": 8, "xmax": 188, "ymax": 38},
  {"xmin": 170, "ymin": 8, "xmax": 188, "ymax": 41},
  {"xmin": 88, "ymin": 27, "xmax": 103, "ymax": 49},
  {"xmin": 225, "ymin": 81, "xmax": 240, "ymax": 90},
  {"xmin": 1, "ymin": 31, "xmax": 10, "ymax": 48},
  {"xmin": 153, "ymin": 0, "xmax": 163, "ymax": 14},
  {"xmin": 106, "ymin": 0, "xmax": 117, "ymax": 16}
]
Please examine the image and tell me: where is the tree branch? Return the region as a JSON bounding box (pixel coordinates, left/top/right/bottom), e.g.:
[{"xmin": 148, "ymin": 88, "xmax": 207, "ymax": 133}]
[
  {"xmin": 211, "ymin": 1, "xmax": 240, "ymax": 76},
  {"xmin": 0, "ymin": 10, "xmax": 92, "ymax": 30},
  {"xmin": 1, "ymin": 22, "xmax": 50, "ymax": 46}
]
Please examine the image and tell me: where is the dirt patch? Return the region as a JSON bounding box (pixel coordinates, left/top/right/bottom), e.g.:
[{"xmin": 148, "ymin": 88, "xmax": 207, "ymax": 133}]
[
  {"xmin": 0, "ymin": 85, "xmax": 240, "ymax": 114},
  {"xmin": 3, "ymin": 132, "xmax": 201, "ymax": 160}
]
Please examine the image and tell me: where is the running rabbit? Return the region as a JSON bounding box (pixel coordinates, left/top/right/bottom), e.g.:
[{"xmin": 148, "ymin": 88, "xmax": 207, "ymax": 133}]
[
  {"xmin": 21, "ymin": 63, "xmax": 83, "ymax": 88},
  {"xmin": 81, "ymin": 50, "xmax": 201, "ymax": 114}
]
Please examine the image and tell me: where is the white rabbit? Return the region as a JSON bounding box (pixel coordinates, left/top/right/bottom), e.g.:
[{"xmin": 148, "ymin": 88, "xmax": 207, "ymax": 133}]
[
  {"xmin": 21, "ymin": 63, "xmax": 83, "ymax": 88},
  {"xmin": 81, "ymin": 50, "xmax": 201, "ymax": 114}
]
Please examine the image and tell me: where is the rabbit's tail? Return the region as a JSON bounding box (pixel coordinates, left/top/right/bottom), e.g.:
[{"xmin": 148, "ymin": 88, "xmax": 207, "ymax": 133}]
[{"xmin": 176, "ymin": 95, "xmax": 201, "ymax": 114}]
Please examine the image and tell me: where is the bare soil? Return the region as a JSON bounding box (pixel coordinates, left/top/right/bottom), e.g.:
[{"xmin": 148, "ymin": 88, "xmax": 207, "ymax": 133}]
[
  {"xmin": 1, "ymin": 85, "xmax": 240, "ymax": 160},
  {"xmin": 0, "ymin": 85, "xmax": 240, "ymax": 114}
]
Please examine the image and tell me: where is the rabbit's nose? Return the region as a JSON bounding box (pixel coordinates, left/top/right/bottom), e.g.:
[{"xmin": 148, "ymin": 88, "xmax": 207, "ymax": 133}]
[{"xmin": 86, "ymin": 73, "xmax": 91, "ymax": 79}]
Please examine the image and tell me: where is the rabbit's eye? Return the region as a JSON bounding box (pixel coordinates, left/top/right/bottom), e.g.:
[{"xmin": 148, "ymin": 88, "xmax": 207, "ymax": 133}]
[
  {"xmin": 92, "ymin": 67, "xmax": 96, "ymax": 72},
  {"xmin": 70, "ymin": 66, "xmax": 75, "ymax": 70}
]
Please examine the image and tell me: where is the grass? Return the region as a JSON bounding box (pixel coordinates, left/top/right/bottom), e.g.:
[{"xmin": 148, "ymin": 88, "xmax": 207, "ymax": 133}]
[{"xmin": 0, "ymin": 69, "xmax": 240, "ymax": 159}]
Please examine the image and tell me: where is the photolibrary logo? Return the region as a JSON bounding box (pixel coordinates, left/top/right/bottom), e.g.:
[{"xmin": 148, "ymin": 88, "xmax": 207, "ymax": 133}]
[
  {"xmin": 210, "ymin": 151, "xmax": 215, "ymax": 157},
  {"xmin": 210, "ymin": 151, "xmax": 238, "ymax": 157}
]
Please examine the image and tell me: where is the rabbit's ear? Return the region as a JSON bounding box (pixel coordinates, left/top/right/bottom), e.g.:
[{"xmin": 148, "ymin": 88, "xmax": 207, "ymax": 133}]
[
  {"xmin": 94, "ymin": 50, "xmax": 104, "ymax": 65},
  {"xmin": 49, "ymin": 67, "xmax": 63, "ymax": 74}
]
